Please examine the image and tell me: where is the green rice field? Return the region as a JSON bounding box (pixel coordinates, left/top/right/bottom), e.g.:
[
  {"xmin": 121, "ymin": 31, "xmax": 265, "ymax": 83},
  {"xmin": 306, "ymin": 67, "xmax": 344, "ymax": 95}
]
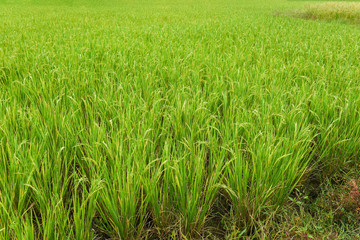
[{"xmin": 1, "ymin": 0, "xmax": 360, "ymax": 239}]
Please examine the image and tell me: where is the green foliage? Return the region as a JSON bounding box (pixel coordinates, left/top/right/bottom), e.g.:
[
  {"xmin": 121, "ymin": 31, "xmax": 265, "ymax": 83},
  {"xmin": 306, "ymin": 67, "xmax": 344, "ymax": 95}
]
[{"xmin": 0, "ymin": 0, "xmax": 359, "ymax": 239}]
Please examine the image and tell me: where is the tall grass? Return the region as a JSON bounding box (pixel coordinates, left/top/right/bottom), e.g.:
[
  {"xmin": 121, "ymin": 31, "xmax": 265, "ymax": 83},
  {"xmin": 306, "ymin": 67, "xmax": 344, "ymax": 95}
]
[{"xmin": 1, "ymin": 0, "xmax": 360, "ymax": 238}]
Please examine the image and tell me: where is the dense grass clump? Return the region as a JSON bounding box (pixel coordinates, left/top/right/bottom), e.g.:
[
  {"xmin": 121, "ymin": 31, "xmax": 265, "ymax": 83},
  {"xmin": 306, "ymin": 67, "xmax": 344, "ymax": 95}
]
[{"xmin": 1, "ymin": 0, "xmax": 360, "ymax": 239}]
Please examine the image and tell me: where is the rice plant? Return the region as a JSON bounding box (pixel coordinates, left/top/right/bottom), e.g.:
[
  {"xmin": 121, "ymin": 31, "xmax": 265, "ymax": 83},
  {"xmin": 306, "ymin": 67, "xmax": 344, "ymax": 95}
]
[{"xmin": 1, "ymin": 0, "xmax": 360, "ymax": 239}]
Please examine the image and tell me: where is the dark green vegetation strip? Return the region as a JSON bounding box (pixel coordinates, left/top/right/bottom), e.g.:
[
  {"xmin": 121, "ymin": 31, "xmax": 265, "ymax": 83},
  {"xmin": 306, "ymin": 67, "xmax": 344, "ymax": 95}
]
[{"xmin": 0, "ymin": 0, "xmax": 360, "ymax": 239}]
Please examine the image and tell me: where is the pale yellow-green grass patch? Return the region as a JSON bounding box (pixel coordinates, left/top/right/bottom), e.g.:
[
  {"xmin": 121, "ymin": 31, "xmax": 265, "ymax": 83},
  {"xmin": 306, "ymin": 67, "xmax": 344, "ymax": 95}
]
[
  {"xmin": 305, "ymin": 2, "xmax": 360, "ymax": 21},
  {"xmin": 278, "ymin": 2, "xmax": 360, "ymax": 24}
]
